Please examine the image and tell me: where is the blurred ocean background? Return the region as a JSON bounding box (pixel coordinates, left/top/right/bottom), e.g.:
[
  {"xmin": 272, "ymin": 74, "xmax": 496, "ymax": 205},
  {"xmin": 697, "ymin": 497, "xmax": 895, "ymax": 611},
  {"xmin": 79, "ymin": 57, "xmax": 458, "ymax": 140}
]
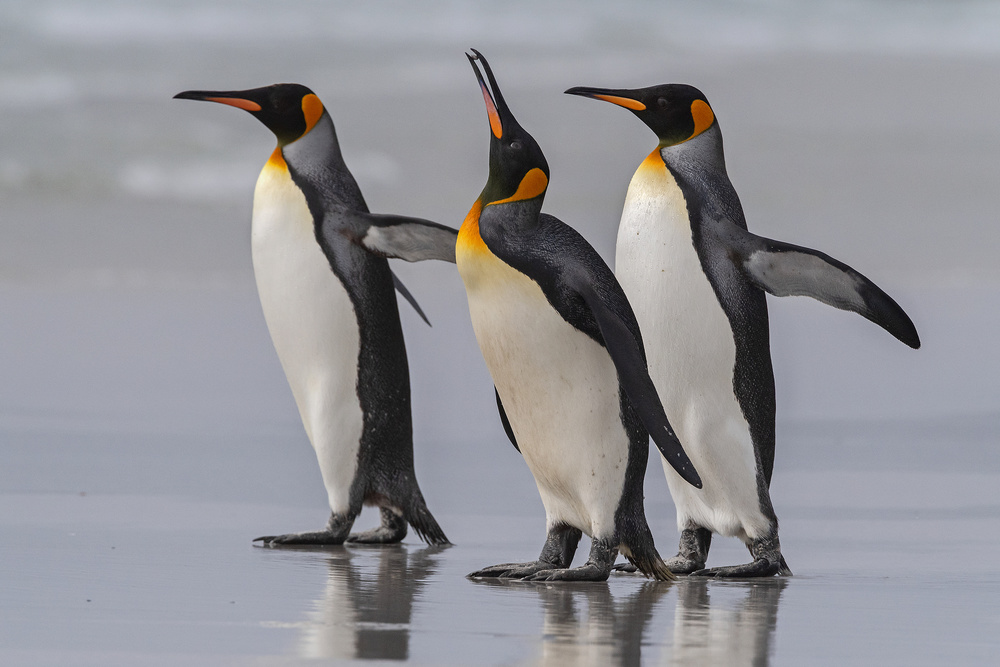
[{"xmin": 2, "ymin": 1, "xmax": 999, "ymax": 664}]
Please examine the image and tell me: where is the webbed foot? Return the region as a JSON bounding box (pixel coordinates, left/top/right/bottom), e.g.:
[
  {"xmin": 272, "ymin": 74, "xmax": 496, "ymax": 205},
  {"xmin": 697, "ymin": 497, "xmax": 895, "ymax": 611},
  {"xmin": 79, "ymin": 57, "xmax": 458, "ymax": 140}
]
[
  {"xmin": 346, "ymin": 508, "xmax": 407, "ymax": 544},
  {"xmin": 254, "ymin": 530, "xmax": 347, "ymax": 546},
  {"xmin": 524, "ymin": 561, "xmax": 612, "ymax": 582}
]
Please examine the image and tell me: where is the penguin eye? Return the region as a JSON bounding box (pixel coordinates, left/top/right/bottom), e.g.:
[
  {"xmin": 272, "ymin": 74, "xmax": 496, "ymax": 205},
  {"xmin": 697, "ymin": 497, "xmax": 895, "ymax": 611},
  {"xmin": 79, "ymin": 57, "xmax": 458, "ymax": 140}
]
[
  {"xmin": 510, "ymin": 140, "xmax": 523, "ymax": 151},
  {"xmin": 657, "ymin": 97, "xmax": 669, "ymax": 110}
]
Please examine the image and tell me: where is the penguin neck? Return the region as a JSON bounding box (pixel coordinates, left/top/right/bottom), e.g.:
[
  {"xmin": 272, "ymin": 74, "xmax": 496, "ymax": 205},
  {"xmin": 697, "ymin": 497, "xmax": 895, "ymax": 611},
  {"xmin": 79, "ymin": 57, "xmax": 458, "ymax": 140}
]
[
  {"xmin": 281, "ymin": 113, "xmax": 350, "ymax": 179},
  {"xmin": 658, "ymin": 124, "xmax": 728, "ymax": 182},
  {"xmin": 480, "ymin": 195, "xmax": 543, "ymax": 241},
  {"xmin": 280, "ymin": 112, "xmax": 367, "ymax": 211}
]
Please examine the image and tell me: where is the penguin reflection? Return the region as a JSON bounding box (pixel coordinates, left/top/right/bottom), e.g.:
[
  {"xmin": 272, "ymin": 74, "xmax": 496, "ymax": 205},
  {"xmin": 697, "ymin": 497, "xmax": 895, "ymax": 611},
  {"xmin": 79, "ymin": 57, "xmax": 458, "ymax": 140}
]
[
  {"xmin": 477, "ymin": 579, "xmax": 671, "ymax": 666},
  {"xmin": 296, "ymin": 545, "xmax": 442, "ymax": 660},
  {"xmin": 666, "ymin": 578, "xmax": 786, "ymax": 666}
]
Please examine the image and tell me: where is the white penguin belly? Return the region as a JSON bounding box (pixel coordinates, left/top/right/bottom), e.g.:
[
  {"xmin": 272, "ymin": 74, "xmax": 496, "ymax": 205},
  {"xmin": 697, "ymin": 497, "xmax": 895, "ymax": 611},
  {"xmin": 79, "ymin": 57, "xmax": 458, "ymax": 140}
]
[
  {"xmin": 251, "ymin": 154, "xmax": 363, "ymax": 515},
  {"xmin": 616, "ymin": 154, "xmax": 769, "ymax": 541},
  {"xmin": 458, "ymin": 248, "xmax": 629, "ymax": 539}
]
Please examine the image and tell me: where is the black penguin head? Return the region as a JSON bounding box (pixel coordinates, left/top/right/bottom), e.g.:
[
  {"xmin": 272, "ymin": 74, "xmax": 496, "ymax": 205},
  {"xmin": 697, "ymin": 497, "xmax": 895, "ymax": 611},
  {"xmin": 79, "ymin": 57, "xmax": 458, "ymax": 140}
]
[
  {"xmin": 467, "ymin": 50, "xmax": 550, "ymax": 207},
  {"xmin": 174, "ymin": 83, "xmax": 326, "ymax": 146},
  {"xmin": 565, "ymin": 83, "xmax": 716, "ymax": 147}
]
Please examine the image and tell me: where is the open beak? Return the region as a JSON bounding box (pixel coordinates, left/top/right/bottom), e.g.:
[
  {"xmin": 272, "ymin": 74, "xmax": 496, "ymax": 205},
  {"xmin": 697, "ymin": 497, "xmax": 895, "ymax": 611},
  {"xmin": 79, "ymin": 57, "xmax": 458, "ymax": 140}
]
[
  {"xmin": 467, "ymin": 49, "xmax": 514, "ymax": 139},
  {"xmin": 565, "ymin": 86, "xmax": 647, "ymax": 111}
]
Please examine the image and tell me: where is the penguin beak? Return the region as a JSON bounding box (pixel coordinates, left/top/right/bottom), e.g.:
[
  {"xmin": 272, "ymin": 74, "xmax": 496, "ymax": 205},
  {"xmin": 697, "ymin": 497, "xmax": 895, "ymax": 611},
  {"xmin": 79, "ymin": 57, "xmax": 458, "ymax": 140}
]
[
  {"xmin": 173, "ymin": 89, "xmax": 263, "ymax": 112},
  {"xmin": 564, "ymin": 86, "xmax": 647, "ymax": 111},
  {"xmin": 467, "ymin": 49, "xmax": 513, "ymax": 139}
]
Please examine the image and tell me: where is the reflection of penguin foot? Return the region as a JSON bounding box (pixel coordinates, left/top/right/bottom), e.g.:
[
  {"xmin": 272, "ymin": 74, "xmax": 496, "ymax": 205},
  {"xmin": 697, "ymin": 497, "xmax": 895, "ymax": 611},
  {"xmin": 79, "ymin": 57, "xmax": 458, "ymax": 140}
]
[
  {"xmin": 468, "ymin": 561, "xmax": 558, "ymax": 579},
  {"xmin": 346, "ymin": 508, "xmax": 407, "ymax": 544}
]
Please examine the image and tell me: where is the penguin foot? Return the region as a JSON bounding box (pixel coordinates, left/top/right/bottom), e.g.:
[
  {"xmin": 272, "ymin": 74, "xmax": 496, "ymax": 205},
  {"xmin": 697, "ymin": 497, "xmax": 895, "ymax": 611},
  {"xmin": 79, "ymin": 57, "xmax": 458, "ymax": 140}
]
[
  {"xmin": 523, "ymin": 561, "xmax": 612, "ymax": 582},
  {"xmin": 253, "ymin": 530, "xmax": 348, "ymax": 546},
  {"xmin": 467, "ymin": 561, "xmax": 559, "ymax": 579},
  {"xmin": 689, "ymin": 558, "xmax": 783, "ymax": 578},
  {"xmin": 664, "ymin": 555, "xmax": 707, "ymax": 574},
  {"xmin": 346, "ymin": 508, "xmax": 407, "ymax": 544},
  {"xmin": 612, "ymin": 562, "xmax": 638, "ymax": 574}
]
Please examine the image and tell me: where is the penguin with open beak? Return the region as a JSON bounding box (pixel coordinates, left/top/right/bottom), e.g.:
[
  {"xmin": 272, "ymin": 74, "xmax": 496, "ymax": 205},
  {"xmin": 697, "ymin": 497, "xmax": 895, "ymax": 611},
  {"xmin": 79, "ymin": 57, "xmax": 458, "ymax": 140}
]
[{"xmin": 456, "ymin": 52, "xmax": 701, "ymax": 582}]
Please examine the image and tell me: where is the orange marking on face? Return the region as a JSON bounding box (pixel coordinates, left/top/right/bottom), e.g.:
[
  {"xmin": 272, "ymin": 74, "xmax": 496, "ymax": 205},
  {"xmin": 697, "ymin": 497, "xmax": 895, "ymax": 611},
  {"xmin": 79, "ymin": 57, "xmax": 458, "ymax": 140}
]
[
  {"xmin": 479, "ymin": 82, "xmax": 503, "ymax": 138},
  {"xmin": 489, "ymin": 168, "xmax": 548, "ymax": 206},
  {"xmin": 206, "ymin": 97, "xmax": 262, "ymax": 112},
  {"xmin": 301, "ymin": 94, "xmax": 324, "ymax": 135},
  {"xmin": 593, "ymin": 94, "xmax": 646, "ymax": 111},
  {"xmin": 457, "ymin": 199, "xmax": 489, "ymax": 255},
  {"xmin": 689, "ymin": 99, "xmax": 715, "ymax": 139}
]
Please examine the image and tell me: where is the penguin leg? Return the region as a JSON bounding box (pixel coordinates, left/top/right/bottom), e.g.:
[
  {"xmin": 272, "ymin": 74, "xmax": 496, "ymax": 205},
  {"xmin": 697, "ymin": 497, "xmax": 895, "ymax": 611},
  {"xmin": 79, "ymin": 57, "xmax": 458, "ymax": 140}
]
[
  {"xmin": 690, "ymin": 527, "xmax": 791, "ymax": 578},
  {"xmin": 346, "ymin": 507, "xmax": 408, "ymax": 544},
  {"xmin": 524, "ymin": 536, "xmax": 618, "ymax": 582},
  {"xmin": 468, "ymin": 523, "xmax": 582, "ymax": 579},
  {"xmin": 665, "ymin": 525, "xmax": 713, "ymax": 574},
  {"xmin": 614, "ymin": 524, "xmax": 711, "ymax": 575},
  {"xmin": 253, "ymin": 510, "xmax": 356, "ymax": 546}
]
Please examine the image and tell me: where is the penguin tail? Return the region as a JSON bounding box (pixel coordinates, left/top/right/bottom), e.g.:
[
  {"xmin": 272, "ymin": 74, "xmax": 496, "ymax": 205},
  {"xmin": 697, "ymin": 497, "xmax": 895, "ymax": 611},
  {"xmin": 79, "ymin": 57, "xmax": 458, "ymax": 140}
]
[
  {"xmin": 619, "ymin": 525, "xmax": 676, "ymax": 582},
  {"xmin": 402, "ymin": 492, "xmax": 451, "ymax": 546},
  {"xmin": 778, "ymin": 555, "xmax": 792, "ymax": 576}
]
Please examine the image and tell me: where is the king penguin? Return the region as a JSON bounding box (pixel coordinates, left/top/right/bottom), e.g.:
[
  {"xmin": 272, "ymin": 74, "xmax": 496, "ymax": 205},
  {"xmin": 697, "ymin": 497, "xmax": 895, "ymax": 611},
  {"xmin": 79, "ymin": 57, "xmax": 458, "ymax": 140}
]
[
  {"xmin": 174, "ymin": 83, "xmax": 456, "ymax": 546},
  {"xmin": 457, "ymin": 51, "xmax": 702, "ymax": 582},
  {"xmin": 565, "ymin": 82, "xmax": 920, "ymax": 577}
]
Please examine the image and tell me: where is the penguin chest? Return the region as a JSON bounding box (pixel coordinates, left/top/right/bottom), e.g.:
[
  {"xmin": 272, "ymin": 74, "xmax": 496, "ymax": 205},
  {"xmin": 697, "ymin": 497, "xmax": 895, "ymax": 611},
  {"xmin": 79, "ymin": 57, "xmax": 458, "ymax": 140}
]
[
  {"xmin": 250, "ymin": 154, "xmax": 363, "ymax": 511},
  {"xmin": 617, "ymin": 153, "xmax": 765, "ymax": 539},
  {"xmin": 457, "ymin": 228, "xmax": 629, "ymax": 536}
]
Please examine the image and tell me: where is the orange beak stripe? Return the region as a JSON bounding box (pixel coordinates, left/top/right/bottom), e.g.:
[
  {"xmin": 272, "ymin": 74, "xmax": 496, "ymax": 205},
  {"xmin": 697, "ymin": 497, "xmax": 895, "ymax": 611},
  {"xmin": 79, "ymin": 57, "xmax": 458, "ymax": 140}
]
[
  {"xmin": 205, "ymin": 97, "xmax": 262, "ymax": 112},
  {"xmin": 593, "ymin": 94, "xmax": 646, "ymax": 111},
  {"xmin": 480, "ymin": 81, "xmax": 503, "ymax": 139}
]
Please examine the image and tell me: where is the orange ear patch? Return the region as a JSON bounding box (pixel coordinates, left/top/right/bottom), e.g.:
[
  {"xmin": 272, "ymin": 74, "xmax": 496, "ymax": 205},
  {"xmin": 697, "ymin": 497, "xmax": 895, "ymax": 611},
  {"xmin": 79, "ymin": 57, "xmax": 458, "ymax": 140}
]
[
  {"xmin": 690, "ymin": 99, "xmax": 715, "ymax": 138},
  {"xmin": 301, "ymin": 94, "xmax": 324, "ymax": 134},
  {"xmin": 206, "ymin": 97, "xmax": 262, "ymax": 112},
  {"xmin": 593, "ymin": 94, "xmax": 646, "ymax": 111},
  {"xmin": 490, "ymin": 168, "xmax": 548, "ymax": 206}
]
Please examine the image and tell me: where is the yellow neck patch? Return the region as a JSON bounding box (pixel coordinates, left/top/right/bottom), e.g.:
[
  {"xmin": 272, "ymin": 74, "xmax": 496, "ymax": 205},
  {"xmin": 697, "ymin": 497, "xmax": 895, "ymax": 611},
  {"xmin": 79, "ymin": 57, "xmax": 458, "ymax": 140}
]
[
  {"xmin": 302, "ymin": 94, "xmax": 324, "ymax": 135},
  {"xmin": 457, "ymin": 199, "xmax": 489, "ymax": 256},
  {"xmin": 266, "ymin": 146, "xmax": 287, "ymax": 170},
  {"xmin": 689, "ymin": 99, "xmax": 715, "ymax": 140},
  {"xmin": 637, "ymin": 147, "xmax": 666, "ymax": 174},
  {"xmin": 489, "ymin": 168, "xmax": 548, "ymax": 206}
]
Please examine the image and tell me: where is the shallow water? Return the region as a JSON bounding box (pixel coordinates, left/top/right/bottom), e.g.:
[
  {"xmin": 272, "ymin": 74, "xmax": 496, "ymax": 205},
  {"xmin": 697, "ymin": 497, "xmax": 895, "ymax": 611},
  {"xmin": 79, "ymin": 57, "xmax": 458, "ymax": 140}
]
[{"xmin": 3, "ymin": 0, "xmax": 1000, "ymax": 664}]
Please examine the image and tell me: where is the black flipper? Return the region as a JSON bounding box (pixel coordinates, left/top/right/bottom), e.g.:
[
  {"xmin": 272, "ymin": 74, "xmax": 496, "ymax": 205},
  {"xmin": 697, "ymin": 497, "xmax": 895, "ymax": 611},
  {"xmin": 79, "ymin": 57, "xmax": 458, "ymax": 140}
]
[
  {"xmin": 357, "ymin": 213, "xmax": 458, "ymax": 263},
  {"xmin": 392, "ymin": 271, "xmax": 431, "ymax": 326},
  {"xmin": 738, "ymin": 235, "xmax": 920, "ymax": 349},
  {"xmin": 573, "ymin": 276, "xmax": 702, "ymax": 489},
  {"xmin": 495, "ymin": 387, "xmax": 520, "ymax": 452}
]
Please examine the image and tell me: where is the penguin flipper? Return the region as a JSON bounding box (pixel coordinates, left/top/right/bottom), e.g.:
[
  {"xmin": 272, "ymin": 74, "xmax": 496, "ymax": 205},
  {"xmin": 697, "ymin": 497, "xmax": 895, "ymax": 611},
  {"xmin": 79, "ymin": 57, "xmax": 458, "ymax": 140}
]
[
  {"xmin": 573, "ymin": 278, "xmax": 702, "ymax": 489},
  {"xmin": 495, "ymin": 387, "xmax": 520, "ymax": 452},
  {"xmin": 392, "ymin": 272, "xmax": 431, "ymax": 326},
  {"xmin": 357, "ymin": 213, "xmax": 458, "ymax": 263},
  {"xmin": 738, "ymin": 236, "xmax": 920, "ymax": 349}
]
